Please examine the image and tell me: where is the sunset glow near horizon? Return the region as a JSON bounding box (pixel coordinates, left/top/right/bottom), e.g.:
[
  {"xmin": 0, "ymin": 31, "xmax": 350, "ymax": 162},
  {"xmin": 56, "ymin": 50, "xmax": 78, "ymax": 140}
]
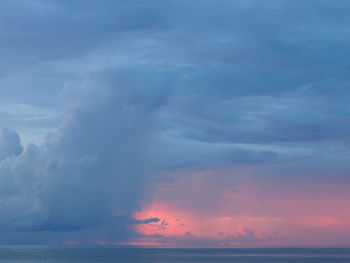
[
  {"xmin": 0, "ymin": 0, "xmax": 350, "ymax": 248},
  {"xmin": 130, "ymin": 167, "xmax": 350, "ymax": 247}
]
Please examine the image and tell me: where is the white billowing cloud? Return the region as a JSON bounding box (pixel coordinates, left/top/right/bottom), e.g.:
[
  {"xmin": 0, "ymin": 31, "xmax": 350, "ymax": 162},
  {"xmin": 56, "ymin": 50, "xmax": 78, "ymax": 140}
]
[{"xmin": 0, "ymin": 70, "xmax": 171, "ymax": 233}]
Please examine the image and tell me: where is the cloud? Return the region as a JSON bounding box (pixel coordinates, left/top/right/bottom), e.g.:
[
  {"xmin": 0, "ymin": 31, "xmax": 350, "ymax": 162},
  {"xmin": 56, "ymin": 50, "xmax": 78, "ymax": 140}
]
[
  {"xmin": 3, "ymin": 0, "xmax": 350, "ymax": 149},
  {"xmin": 0, "ymin": 70, "xmax": 171, "ymax": 234},
  {"xmin": 0, "ymin": 128, "xmax": 23, "ymax": 160},
  {"xmin": 1, "ymin": 0, "xmax": 350, "ymax": 246},
  {"xmin": 145, "ymin": 226, "xmax": 280, "ymax": 247},
  {"xmin": 152, "ymin": 136, "xmax": 284, "ymax": 170},
  {"xmin": 137, "ymin": 218, "xmax": 161, "ymax": 225},
  {"xmin": 167, "ymin": 94, "xmax": 350, "ymax": 145}
]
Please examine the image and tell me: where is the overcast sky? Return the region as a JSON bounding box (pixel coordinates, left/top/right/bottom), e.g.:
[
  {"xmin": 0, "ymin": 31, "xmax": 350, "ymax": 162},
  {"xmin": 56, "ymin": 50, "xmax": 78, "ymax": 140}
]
[{"xmin": 1, "ymin": 0, "xmax": 350, "ymax": 247}]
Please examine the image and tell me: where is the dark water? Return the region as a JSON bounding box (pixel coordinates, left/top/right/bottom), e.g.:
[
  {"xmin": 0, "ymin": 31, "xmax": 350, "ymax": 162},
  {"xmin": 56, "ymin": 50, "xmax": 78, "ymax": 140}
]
[{"xmin": 0, "ymin": 247, "xmax": 349, "ymax": 263}]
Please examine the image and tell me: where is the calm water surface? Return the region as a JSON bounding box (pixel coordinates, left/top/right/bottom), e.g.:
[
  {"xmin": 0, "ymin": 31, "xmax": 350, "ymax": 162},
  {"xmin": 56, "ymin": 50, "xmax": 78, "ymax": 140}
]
[{"xmin": 0, "ymin": 247, "xmax": 349, "ymax": 263}]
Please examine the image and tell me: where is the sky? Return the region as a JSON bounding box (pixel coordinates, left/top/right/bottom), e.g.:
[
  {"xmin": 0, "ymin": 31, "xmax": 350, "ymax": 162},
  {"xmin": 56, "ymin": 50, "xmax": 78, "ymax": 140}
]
[{"xmin": 0, "ymin": 0, "xmax": 350, "ymax": 247}]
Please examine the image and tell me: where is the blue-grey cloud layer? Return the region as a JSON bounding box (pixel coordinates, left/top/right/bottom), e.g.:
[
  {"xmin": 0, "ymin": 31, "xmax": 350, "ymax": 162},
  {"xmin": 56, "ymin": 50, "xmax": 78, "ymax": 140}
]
[{"xmin": 0, "ymin": 0, "xmax": 350, "ymax": 243}]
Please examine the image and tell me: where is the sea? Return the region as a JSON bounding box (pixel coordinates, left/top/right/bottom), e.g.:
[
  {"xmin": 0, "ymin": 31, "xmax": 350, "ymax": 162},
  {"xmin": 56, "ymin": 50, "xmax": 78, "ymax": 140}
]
[{"xmin": 0, "ymin": 247, "xmax": 349, "ymax": 263}]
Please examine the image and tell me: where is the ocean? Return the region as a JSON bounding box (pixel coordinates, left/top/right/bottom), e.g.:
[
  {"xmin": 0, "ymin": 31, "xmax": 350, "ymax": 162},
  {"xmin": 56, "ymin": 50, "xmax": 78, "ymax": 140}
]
[{"xmin": 0, "ymin": 247, "xmax": 349, "ymax": 263}]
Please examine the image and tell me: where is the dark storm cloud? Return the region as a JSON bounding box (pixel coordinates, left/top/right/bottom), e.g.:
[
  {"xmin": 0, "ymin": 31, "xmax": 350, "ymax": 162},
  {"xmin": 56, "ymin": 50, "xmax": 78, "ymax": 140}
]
[{"xmin": 0, "ymin": 70, "xmax": 172, "ymax": 233}]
